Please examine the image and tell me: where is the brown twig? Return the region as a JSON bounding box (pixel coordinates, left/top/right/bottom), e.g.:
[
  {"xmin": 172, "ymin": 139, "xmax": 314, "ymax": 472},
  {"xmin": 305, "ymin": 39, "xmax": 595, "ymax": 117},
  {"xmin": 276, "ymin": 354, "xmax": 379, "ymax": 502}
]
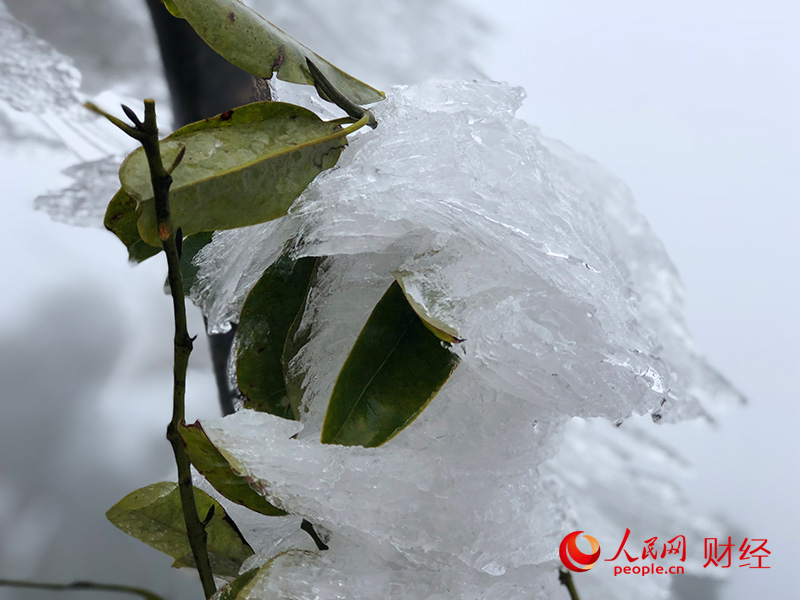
[
  {"xmin": 558, "ymin": 569, "xmax": 582, "ymax": 600},
  {"xmin": 86, "ymin": 99, "xmax": 216, "ymax": 598}
]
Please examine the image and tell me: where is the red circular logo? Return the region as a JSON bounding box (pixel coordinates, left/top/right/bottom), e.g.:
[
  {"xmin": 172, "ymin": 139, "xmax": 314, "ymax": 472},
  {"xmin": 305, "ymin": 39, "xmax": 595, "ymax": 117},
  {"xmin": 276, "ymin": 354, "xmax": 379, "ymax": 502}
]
[{"xmin": 559, "ymin": 531, "xmax": 601, "ymax": 572}]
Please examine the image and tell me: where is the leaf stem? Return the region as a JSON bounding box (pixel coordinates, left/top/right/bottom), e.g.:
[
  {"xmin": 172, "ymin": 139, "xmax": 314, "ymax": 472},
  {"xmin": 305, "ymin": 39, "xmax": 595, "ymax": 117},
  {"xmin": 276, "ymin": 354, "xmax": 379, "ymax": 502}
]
[
  {"xmin": 558, "ymin": 569, "xmax": 581, "ymax": 600},
  {"xmin": 0, "ymin": 579, "xmax": 164, "ymax": 600},
  {"xmin": 90, "ymin": 99, "xmax": 217, "ymax": 598}
]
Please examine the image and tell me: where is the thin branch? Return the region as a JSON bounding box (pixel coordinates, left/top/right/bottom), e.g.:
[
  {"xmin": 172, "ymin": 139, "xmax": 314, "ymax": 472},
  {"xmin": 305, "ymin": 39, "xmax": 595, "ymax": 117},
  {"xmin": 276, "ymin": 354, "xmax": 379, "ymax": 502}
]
[
  {"xmin": 90, "ymin": 100, "xmax": 217, "ymax": 598},
  {"xmin": 0, "ymin": 579, "xmax": 163, "ymax": 600},
  {"xmin": 558, "ymin": 569, "xmax": 581, "ymax": 600}
]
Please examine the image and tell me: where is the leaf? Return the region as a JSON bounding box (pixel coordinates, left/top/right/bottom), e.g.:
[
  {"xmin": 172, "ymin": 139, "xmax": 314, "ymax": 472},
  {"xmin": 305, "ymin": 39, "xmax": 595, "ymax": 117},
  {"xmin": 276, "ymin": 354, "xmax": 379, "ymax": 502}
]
[
  {"xmin": 168, "ymin": 0, "xmax": 384, "ymax": 106},
  {"xmin": 178, "ymin": 231, "xmax": 214, "ymax": 294},
  {"xmin": 103, "ymin": 189, "xmax": 160, "ymax": 262},
  {"xmin": 106, "ymin": 481, "xmax": 254, "ymax": 578},
  {"xmin": 120, "ymin": 102, "xmax": 359, "ymax": 247},
  {"xmin": 214, "ymin": 567, "xmax": 259, "ymax": 600},
  {"xmin": 236, "ymin": 253, "xmax": 318, "ymax": 418},
  {"xmin": 392, "ymin": 271, "xmax": 464, "ymax": 343},
  {"xmin": 214, "ymin": 551, "xmax": 313, "ymax": 599},
  {"xmin": 321, "ymin": 281, "xmax": 460, "ymax": 447},
  {"xmin": 281, "ymin": 259, "xmax": 321, "ymax": 419},
  {"xmin": 161, "ymin": 0, "xmax": 182, "ymax": 18},
  {"xmin": 179, "ymin": 421, "xmax": 287, "ymax": 516}
]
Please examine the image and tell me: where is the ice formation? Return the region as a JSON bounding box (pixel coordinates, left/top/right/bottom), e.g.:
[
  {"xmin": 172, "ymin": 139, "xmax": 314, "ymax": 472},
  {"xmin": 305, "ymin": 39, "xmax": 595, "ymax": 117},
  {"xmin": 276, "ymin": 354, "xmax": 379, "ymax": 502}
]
[
  {"xmin": 33, "ymin": 155, "xmax": 125, "ymax": 226},
  {"xmin": 192, "ymin": 80, "xmax": 739, "ymax": 599}
]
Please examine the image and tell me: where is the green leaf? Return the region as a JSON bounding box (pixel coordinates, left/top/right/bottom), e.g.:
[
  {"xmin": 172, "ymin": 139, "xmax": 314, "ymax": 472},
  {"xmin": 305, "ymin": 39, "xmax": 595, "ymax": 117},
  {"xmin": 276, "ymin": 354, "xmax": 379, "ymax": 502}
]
[
  {"xmin": 214, "ymin": 567, "xmax": 259, "ymax": 600},
  {"xmin": 321, "ymin": 281, "xmax": 460, "ymax": 447},
  {"xmin": 392, "ymin": 271, "xmax": 464, "ymax": 344},
  {"xmin": 120, "ymin": 102, "xmax": 359, "ymax": 247},
  {"xmin": 214, "ymin": 551, "xmax": 313, "ymax": 599},
  {"xmin": 106, "ymin": 482, "xmax": 254, "ymax": 578},
  {"xmin": 236, "ymin": 253, "xmax": 318, "ymax": 418},
  {"xmin": 281, "ymin": 259, "xmax": 321, "ymax": 418},
  {"xmin": 179, "ymin": 421, "xmax": 287, "ymax": 516},
  {"xmin": 103, "ymin": 189, "xmax": 160, "ymax": 262},
  {"xmin": 161, "ymin": 0, "xmax": 182, "ymax": 18},
  {"xmin": 168, "ymin": 0, "xmax": 384, "ymax": 106},
  {"xmin": 178, "ymin": 231, "xmax": 214, "ymax": 294}
]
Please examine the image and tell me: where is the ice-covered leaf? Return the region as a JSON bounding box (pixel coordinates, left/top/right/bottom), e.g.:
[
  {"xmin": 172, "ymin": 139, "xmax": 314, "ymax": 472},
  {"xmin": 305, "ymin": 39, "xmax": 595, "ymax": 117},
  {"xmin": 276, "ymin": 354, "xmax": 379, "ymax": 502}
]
[
  {"xmin": 179, "ymin": 422, "xmax": 286, "ymax": 517},
  {"xmin": 393, "ymin": 270, "xmax": 463, "ymax": 344},
  {"xmin": 119, "ymin": 101, "xmax": 358, "ymax": 247},
  {"xmin": 178, "ymin": 231, "xmax": 215, "ymax": 293},
  {"xmin": 321, "ymin": 281, "xmax": 460, "ymax": 447},
  {"xmin": 106, "ymin": 481, "xmax": 254, "ymax": 577},
  {"xmin": 103, "ymin": 188, "xmax": 160, "ymax": 262},
  {"xmin": 212, "ymin": 567, "xmax": 259, "ymax": 600},
  {"xmin": 236, "ymin": 252, "xmax": 317, "ymax": 418},
  {"xmin": 193, "ymin": 81, "xmax": 740, "ymax": 599},
  {"xmin": 167, "ymin": 0, "xmax": 384, "ymax": 106}
]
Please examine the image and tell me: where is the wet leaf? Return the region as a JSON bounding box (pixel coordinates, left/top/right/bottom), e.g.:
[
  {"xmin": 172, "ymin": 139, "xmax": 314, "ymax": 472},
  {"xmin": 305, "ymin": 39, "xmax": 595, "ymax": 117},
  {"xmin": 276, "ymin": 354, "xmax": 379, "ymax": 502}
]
[
  {"xmin": 161, "ymin": 0, "xmax": 182, "ymax": 18},
  {"xmin": 178, "ymin": 231, "xmax": 214, "ymax": 293},
  {"xmin": 214, "ymin": 567, "xmax": 259, "ymax": 600},
  {"xmin": 103, "ymin": 189, "xmax": 160, "ymax": 262},
  {"xmin": 321, "ymin": 281, "xmax": 460, "ymax": 447},
  {"xmin": 179, "ymin": 421, "xmax": 286, "ymax": 516},
  {"xmin": 167, "ymin": 0, "xmax": 384, "ymax": 105},
  {"xmin": 281, "ymin": 259, "xmax": 321, "ymax": 418},
  {"xmin": 120, "ymin": 102, "xmax": 359, "ymax": 247},
  {"xmin": 214, "ymin": 551, "xmax": 313, "ymax": 599},
  {"xmin": 236, "ymin": 253, "xmax": 318, "ymax": 418},
  {"xmin": 106, "ymin": 481, "xmax": 253, "ymax": 577},
  {"xmin": 392, "ymin": 271, "xmax": 464, "ymax": 343}
]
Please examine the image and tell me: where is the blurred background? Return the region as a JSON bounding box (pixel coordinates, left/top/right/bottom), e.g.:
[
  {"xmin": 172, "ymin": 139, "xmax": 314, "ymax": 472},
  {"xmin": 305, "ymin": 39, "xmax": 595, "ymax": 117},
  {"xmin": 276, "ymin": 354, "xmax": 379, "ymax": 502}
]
[{"xmin": 0, "ymin": 0, "xmax": 797, "ymax": 598}]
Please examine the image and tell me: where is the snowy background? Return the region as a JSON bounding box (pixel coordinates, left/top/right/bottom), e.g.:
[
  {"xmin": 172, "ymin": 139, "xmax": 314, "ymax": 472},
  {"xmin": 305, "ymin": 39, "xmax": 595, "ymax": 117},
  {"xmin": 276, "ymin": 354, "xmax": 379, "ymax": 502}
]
[{"xmin": 1, "ymin": 0, "xmax": 797, "ymax": 599}]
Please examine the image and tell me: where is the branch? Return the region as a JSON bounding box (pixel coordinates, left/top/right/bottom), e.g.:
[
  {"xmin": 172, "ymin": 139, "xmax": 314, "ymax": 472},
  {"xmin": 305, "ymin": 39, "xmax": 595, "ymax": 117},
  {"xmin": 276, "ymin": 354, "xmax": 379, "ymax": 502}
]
[
  {"xmin": 0, "ymin": 579, "xmax": 163, "ymax": 600},
  {"xmin": 88, "ymin": 100, "xmax": 216, "ymax": 598},
  {"xmin": 558, "ymin": 569, "xmax": 582, "ymax": 600}
]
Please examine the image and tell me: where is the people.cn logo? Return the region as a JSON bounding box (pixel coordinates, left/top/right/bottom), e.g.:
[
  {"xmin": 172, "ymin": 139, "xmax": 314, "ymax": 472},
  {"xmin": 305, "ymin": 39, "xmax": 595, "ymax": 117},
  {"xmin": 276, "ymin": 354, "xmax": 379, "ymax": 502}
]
[{"xmin": 559, "ymin": 531, "xmax": 601, "ymax": 572}]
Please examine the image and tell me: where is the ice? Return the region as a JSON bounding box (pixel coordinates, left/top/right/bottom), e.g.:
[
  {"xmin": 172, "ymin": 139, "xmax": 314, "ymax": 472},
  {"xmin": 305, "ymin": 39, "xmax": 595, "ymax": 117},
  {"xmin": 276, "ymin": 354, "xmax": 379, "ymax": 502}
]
[
  {"xmin": 192, "ymin": 79, "xmax": 738, "ymax": 599},
  {"xmin": 0, "ymin": 0, "xmax": 81, "ymax": 114},
  {"xmin": 196, "ymin": 80, "xmax": 738, "ymax": 422},
  {"xmin": 33, "ymin": 155, "xmax": 124, "ymax": 227}
]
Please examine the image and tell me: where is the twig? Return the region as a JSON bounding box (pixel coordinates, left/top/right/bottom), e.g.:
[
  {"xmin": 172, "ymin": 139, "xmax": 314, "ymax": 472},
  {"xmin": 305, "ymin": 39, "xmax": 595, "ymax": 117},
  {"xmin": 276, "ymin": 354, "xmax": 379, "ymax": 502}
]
[
  {"xmin": 558, "ymin": 569, "xmax": 581, "ymax": 600},
  {"xmin": 0, "ymin": 579, "xmax": 163, "ymax": 600},
  {"xmin": 87, "ymin": 99, "xmax": 216, "ymax": 599}
]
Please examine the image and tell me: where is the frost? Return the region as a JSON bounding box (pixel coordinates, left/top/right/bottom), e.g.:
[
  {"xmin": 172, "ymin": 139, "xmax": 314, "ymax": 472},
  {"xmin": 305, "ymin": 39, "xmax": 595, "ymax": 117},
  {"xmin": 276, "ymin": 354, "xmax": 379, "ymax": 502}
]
[{"xmin": 0, "ymin": 0, "xmax": 81, "ymax": 114}]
